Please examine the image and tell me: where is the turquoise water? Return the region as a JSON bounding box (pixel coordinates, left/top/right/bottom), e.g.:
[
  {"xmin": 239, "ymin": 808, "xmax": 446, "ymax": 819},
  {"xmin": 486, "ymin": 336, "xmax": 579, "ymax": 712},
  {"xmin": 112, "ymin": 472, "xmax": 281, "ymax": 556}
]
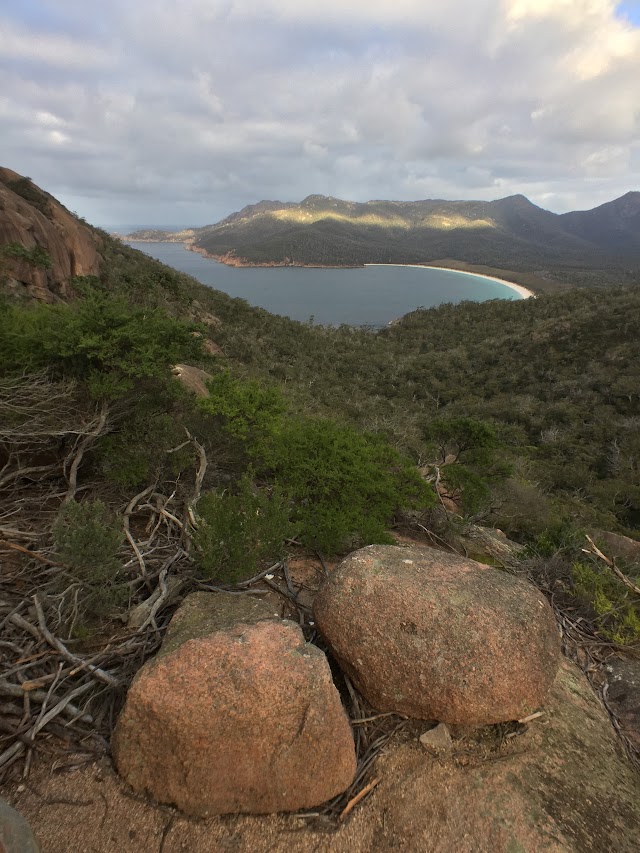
[{"xmin": 127, "ymin": 241, "xmax": 523, "ymax": 326}]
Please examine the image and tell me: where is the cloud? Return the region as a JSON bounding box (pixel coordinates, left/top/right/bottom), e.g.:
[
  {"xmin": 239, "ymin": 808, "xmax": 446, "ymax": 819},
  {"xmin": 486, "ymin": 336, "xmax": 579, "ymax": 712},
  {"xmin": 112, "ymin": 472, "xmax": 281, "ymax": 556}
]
[
  {"xmin": 0, "ymin": 18, "xmax": 115, "ymax": 70},
  {"xmin": 0, "ymin": 0, "xmax": 638, "ymax": 225}
]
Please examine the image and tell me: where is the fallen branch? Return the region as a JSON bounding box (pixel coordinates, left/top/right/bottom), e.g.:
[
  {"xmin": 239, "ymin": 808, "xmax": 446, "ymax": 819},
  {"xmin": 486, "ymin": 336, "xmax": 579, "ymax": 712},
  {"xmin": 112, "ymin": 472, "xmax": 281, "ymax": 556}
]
[
  {"xmin": 32, "ymin": 597, "xmax": 119, "ymax": 687},
  {"xmin": 123, "ymin": 485, "xmax": 155, "ymax": 577},
  {"xmin": 0, "ymin": 540, "xmax": 64, "ymax": 568},
  {"xmin": 339, "ymin": 777, "xmax": 380, "ymax": 820},
  {"xmin": 183, "ymin": 429, "xmax": 207, "ymax": 549},
  {"xmin": 584, "ymin": 535, "xmax": 640, "ymax": 597},
  {"xmin": 127, "ymin": 570, "xmax": 184, "ymax": 630}
]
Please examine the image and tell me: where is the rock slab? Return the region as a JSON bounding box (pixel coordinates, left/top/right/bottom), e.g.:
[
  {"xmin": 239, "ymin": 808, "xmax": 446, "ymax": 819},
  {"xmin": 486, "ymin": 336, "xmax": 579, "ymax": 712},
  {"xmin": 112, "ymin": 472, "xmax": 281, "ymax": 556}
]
[
  {"xmin": 314, "ymin": 544, "xmax": 560, "ymax": 725},
  {"xmin": 605, "ymin": 656, "xmax": 640, "ymax": 752},
  {"xmin": 112, "ymin": 619, "xmax": 356, "ymax": 815}
]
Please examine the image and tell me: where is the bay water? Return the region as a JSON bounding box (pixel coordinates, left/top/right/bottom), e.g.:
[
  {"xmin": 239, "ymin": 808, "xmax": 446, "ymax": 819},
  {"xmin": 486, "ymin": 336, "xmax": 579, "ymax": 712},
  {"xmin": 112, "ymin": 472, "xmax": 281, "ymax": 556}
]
[{"xmin": 127, "ymin": 241, "xmax": 523, "ymax": 326}]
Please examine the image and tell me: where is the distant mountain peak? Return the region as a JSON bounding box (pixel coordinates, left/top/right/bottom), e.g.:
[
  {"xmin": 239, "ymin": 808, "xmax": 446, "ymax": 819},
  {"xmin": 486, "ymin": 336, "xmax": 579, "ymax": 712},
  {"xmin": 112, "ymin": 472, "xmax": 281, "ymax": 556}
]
[
  {"xmin": 494, "ymin": 193, "xmax": 539, "ymax": 207},
  {"xmin": 300, "ymin": 194, "xmax": 344, "ymax": 207}
]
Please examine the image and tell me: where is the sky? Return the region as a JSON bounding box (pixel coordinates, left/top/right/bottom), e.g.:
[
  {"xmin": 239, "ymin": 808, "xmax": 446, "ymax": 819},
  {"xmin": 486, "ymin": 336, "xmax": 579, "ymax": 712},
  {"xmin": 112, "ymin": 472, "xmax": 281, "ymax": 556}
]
[{"xmin": 1, "ymin": 1, "xmax": 639, "ymax": 228}]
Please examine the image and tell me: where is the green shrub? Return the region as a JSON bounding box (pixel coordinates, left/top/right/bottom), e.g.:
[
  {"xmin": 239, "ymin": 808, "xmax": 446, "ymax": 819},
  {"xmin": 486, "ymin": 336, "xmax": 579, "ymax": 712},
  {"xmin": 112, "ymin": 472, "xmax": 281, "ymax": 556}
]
[
  {"xmin": 0, "ymin": 294, "xmax": 203, "ymax": 399},
  {"xmin": 7, "ymin": 177, "xmax": 51, "ymax": 216},
  {"xmin": 260, "ymin": 417, "xmax": 435, "ymax": 554},
  {"xmin": 198, "ymin": 370, "xmax": 286, "ymax": 442},
  {"xmin": 193, "ymin": 475, "xmax": 295, "ymax": 582},
  {"xmin": 97, "ymin": 411, "xmax": 193, "ymax": 488},
  {"xmin": 523, "ymin": 520, "xmax": 585, "ymax": 559},
  {"xmin": 571, "ymin": 560, "xmax": 640, "ymax": 645},
  {"xmin": 52, "ymin": 500, "xmax": 127, "ymax": 619},
  {"xmin": 489, "ymin": 477, "xmax": 556, "ymax": 539},
  {"xmin": 2, "ymin": 242, "xmax": 52, "ymax": 269}
]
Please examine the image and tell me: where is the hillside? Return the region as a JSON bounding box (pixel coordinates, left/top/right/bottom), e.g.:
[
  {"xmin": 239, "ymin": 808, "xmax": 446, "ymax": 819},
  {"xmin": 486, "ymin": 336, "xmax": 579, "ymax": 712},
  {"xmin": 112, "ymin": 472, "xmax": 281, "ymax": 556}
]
[
  {"xmin": 1, "ymin": 170, "xmax": 639, "ymax": 543},
  {"xmin": 128, "ymin": 192, "xmax": 640, "ymax": 287},
  {"xmin": 1, "ymin": 172, "xmax": 640, "ymax": 849},
  {"xmin": 559, "ymin": 191, "xmax": 640, "ymax": 259}
]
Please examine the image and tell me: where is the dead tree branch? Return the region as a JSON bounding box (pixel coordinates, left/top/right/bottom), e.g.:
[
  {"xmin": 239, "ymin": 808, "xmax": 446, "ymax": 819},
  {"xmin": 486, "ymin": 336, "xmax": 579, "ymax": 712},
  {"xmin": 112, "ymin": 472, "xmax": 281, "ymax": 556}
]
[
  {"xmin": 583, "ymin": 534, "xmax": 640, "ymax": 597},
  {"xmin": 63, "ymin": 401, "xmax": 110, "ymax": 503}
]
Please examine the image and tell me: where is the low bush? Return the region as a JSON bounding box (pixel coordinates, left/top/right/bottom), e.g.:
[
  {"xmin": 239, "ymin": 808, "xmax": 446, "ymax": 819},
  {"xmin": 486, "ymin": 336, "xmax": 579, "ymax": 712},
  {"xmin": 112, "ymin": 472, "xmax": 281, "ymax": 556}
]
[
  {"xmin": 571, "ymin": 560, "xmax": 640, "ymax": 646},
  {"xmin": 0, "ymin": 293, "xmax": 204, "ymax": 399},
  {"xmin": 52, "ymin": 500, "xmax": 127, "ymax": 621},
  {"xmin": 2, "ymin": 242, "xmax": 52, "ymax": 269},
  {"xmin": 260, "ymin": 417, "xmax": 435, "ymax": 554},
  {"xmin": 198, "ymin": 369, "xmax": 286, "ymax": 442},
  {"xmin": 193, "ymin": 475, "xmax": 295, "ymax": 583},
  {"xmin": 97, "ymin": 410, "xmax": 194, "ymax": 489}
]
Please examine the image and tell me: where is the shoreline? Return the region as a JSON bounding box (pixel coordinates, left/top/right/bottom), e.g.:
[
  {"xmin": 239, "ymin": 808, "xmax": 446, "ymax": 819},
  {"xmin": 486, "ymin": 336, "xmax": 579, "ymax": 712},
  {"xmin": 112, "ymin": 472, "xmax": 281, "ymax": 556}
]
[
  {"xmin": 186, "ymin": 248, "xmax": 535, "ymax": 298},
  {"xmin": 186, "ymin": 244, "xmax": 360, "ymax": 269},
  {"xmin": 364, "ymin": 264, "xmax": 535, "ymax": 300},
  {"xmin": 126, "ymin": 240, "xmax": 535, "ymax": 300}
]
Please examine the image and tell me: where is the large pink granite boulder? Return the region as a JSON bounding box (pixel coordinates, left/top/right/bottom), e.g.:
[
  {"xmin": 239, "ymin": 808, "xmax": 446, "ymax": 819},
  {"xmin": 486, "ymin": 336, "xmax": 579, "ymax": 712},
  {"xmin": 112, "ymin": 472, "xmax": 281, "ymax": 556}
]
[
  {"xmin": 314, "ymin": 544, "xmax": 560, "ymax": 725},
  {"xmin": 112, "ymin": 619, "xmax": 356, "ymax": 815}
]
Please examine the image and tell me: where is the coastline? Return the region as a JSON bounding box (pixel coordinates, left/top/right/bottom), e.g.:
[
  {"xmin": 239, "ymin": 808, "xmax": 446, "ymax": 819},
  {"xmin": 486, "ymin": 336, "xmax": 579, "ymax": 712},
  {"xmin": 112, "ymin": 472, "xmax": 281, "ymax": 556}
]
[
  {"xmin": 365, "ymin": 263, "xmax": 535, "ymax": 300},
  {"xmin": 186, "ymin": 244, "xmax": 360, "ymax": 269},
  {"xmin": 126, "ymin": 240, "xmax": 535, "ymax": 300}
]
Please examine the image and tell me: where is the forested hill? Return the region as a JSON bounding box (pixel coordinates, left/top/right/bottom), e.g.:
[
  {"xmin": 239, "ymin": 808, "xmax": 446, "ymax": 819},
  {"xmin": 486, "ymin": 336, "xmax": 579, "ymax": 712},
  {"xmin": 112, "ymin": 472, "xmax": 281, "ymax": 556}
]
[
  {"xmin": 2, "ymin": 170, "xmax": 640, "ymax": 819},
  {"xmin": 1, "ymin": 170, "xmax": 639, "ymax": 646},
  {"xmin": 1, "ymin": 168, "xmax": 639, "ymax": 547},
  {"xmin": 128, "ymin": 191, "xmax": 640, "ymax": 288}
]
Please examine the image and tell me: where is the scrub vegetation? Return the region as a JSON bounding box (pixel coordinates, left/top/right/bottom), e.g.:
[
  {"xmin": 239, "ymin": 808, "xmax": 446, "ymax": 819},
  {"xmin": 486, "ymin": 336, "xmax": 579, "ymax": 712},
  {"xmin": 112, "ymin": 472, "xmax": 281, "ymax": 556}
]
[
  {"xmin": 2, "ymin": 230, "xmax": 639, "ymax": 634},
  {"xmin": 1, "ymin": 198, "xmax": 640, "ymax": 786}
]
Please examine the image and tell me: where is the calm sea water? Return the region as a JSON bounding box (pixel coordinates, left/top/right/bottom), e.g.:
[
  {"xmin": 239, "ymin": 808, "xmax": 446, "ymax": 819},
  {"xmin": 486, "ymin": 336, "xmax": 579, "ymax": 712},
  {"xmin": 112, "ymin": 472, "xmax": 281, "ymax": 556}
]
[{"xmin": 127, "ymin": 241, "xmax": 522, "ymax": 326}]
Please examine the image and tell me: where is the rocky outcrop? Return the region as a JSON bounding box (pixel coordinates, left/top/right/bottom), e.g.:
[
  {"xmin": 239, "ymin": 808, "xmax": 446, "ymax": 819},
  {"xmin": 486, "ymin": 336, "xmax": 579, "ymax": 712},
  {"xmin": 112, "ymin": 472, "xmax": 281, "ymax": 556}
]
[
  {"xmin": 0, "ymin": 168, "xmax": 102, "ymax": 302},
  {"xmin": 158, "ymin": 591, "xmax": 281, "ymax": 657},
  {"xmin": 112, "ymin": 618, "xmax": 356, "ymax": 815},
  {"xmin": 604, "ymin": 656, "xmax": 640, "ymax": 752},
  {"xmin": 360, "ymin": 659, "xmax": 640, "ymax": 852},
  {"xmin": 314, "ymin": 544, "xmax": 560, "ymax": 725},
  {"xmin": 202, "ymin": 338, "xmax": 223, "ymax": 355},
  {"xmin": 170, "ymin": 363, "xmax": 213, "ymax": 396},
  {"xmin": 458, "ymin": 523, "xmax": 524, "ymax": 567}
]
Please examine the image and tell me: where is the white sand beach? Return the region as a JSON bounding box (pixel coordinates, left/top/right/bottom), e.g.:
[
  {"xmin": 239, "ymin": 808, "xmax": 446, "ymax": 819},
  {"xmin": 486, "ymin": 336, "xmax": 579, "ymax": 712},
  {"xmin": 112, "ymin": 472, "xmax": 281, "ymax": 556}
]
[{"xmin": 365, "ymin": 264, "xmax": 535, "ymax": 300}]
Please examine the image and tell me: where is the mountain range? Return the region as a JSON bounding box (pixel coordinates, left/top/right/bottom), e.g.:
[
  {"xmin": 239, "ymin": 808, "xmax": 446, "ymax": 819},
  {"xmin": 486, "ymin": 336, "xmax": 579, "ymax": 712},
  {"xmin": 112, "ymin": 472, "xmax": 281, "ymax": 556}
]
[{"xmin": 125, "ymin": 191, "xmax": 640, "ymax": 286}]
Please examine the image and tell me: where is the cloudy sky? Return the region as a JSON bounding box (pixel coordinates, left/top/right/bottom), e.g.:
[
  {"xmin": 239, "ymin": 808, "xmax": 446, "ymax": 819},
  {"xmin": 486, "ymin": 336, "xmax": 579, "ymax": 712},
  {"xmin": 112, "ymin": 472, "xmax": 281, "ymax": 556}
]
[{"xmin": 1, "ymin": 1, "xmax": 639, "ymax": 228}]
